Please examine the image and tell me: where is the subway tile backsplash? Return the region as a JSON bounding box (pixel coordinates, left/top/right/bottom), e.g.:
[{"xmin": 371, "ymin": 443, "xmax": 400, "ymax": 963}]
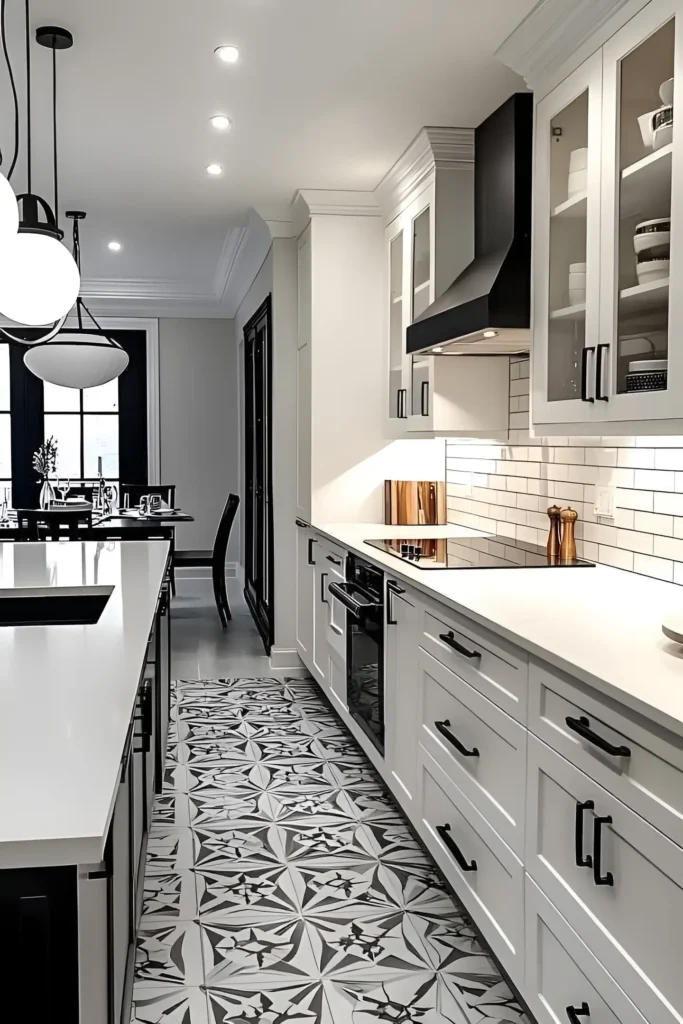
[{"xmin": 445, "ymin": 357, "xmax": 683, "ymax": 585}]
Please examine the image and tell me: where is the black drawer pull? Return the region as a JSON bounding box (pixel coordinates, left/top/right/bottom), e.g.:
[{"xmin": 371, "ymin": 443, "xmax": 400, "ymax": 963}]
[
  {"xmin": 439, "ymin": 631, "xmax": 481, "ymax": 661},
  {"xmin": 566, "ymin": 1003, "xmax": 590, "ymax": 1024},
  {"xmin": 581, "ymin": 346, "xmax": 595, "ymax": 403},
  {"xmin": 295, "ymin": 518, "xmax": 308, "ymax": 528},
  {"xmin": 320, "ymin": 572, "xmax": 328, "ymax": 605},
  {"xmin": 593, "ymin": 815, "xmax": 613, "ymax": 886},
  {"xmin": 307, "ymin": 538, "xmax": 316, "ymax": 565},
  {"xmin": 435, "ymin": 719, "xmax": 479, "ymax": 757},
  {"xmin": 575, "ymin": 800, "xmax": 594, "ymax": 868},
  {"xmin": 436, "ymin": 823, "xmax": 477, "ymax": 872},
  {"xmin": 326, "ymin": 555, "xmax": 342, "ymax": 566},
  {"xmin": 565, "ymin": 716, "xmax": 631, "ymax": 758}
]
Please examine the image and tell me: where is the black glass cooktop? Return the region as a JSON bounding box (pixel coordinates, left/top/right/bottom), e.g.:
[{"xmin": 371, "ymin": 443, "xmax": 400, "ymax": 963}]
[{"xmin": 364, "ymin": 535, "xmax": 595, "ymax": 570}]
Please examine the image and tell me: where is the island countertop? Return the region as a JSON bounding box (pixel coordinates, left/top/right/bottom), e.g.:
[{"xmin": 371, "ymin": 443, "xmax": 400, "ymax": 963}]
[{"xmin": 0, "ymin": 540, "xmax": 169, "ymax": 869}]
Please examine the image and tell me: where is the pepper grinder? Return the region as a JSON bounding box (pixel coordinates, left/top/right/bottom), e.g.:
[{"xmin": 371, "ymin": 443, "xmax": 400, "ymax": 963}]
[
  {"xmin": 560, "ymin": 507, "xmax": 578, "ymax": 562},
  {"xmin": 546, "ymin": 505, "xmax": 562, "ymax": 563}
]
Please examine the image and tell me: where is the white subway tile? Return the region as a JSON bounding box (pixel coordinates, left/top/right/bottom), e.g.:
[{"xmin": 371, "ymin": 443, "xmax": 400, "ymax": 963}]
[
  {"xmin": 510, "ymin": 377, "xmax": 530, "ymax": 398},
  {"xmin": 450, "ymin": 471, "xmax": 472, "ymax": 486},
  {"xmin": 584, "ymin": 522, "xmax": 618, "ymax": 546},
  {"xmin": 654, "ymin": 449, "xmax": 683, "ymax": 470},
  {"xmin": 548, "ymin": 481, "xmax": 585, "ymax": 503},
  {"xmin": 510, "ymin": 361, "xmax": 521, "ymax": 380},
  {"xmin": 517, "ymin": 394, "xmax": 530, "ymax": 413},
  {"xmin": 613, "ymin": 508, "xmax": 634, "ymax": 529},
  {"xmin": 654, "ymin": 492, "xmax": 683, "ymax": 515},
  {"xmin": 597, "ymin": 467, "xmax": 634, "ymax": 488},
  {"xmin": 568, "ymin": 437, "xmax": 603, "ymax": 447},
  {"xmin": 674, "ymin": 562, "xmax": 683, "ymax": 586},
  {"xmin": 616, "ymin": 530, "xmax": 653, "ymax": 555},
  {"xmin": 527, "ymin": 511, "xmax": 550, "ymax": 530},
  {"xmin": 517, "ymin": 494, "xmax": 540, "ymax": 511},
  {"xmin": 634, "ymin": 469, "xmax": 675, "ymax": 491},
  {"xmin": 634, "ymin": 553, "xmax": 674, "ymax": 582},
  {"xmin": 545, "ymin": 464, "xmax": 568, "ymax": 481},
  {"xmin": 448, "ymin": 497, "xmax": 472, "ymax": 514},
  {"xmin": 527, "ymin": 479, "xmax": 551, "ymax": 497},
  {"xmin": 472, "ymin": 488, "xmax": 493, "ymax": 505},
  {"xmin": 599, "ymin": 546, "xmax": 634, "ymax": 571},
  {"xmin": 449, "ymin": 458, "xmax": 498, "ymax": 474},
  {"xmin": 509, "ymin": 446, "xmax": 528, "ymax": 461},
  {"xmin": 505, "ymin": 507, "xmax": 528, "ymax": 526},
  {"xmin": 517, "ymin": 525, "xmax": 538, "ymax": 545},
  {"xmin": 496, "ymin": 520, "xmax": 516, "ymax": 539},
  {"xmin": 636, "ymin": 435, "xmax": 683, "ymax": 447},
  {"xmin": 572, "ymin": 465, "xmax": 600, "ymax": 485},
  {"xmin": 600, "ymin": 436, "xmax": 635, "ymax": 448},
  {"xmin": 618, "ymin": 448, "xmax": 655, "ymax": 469},
  {"xmin": 497, "ymin": 491, "xmax": 518, "ymax": 507},
  {"xmin": 554, "ymin": 447, "xmax": 586, "ymax": 465},
  {"xmin": 585, "ymin": 448, "xmax": 616, "ymax": 467},
  {"xmin": 581, "ymin": 541, "xmax": 599, "ymax": 560},
  {"xmin": 675, "ymin": 473, "xmax": 683, "ymax": 493},
  {"xmin": 506, "ymin": 478, "xmax": 528, "ymax": 493},
  {"xmin": 518, "ymin": 360, "xmax": 530, "ymax": 380},
  {"xmin": 634, "ymin": 511, "xmax": 674, "ymax": 536},
  {"xmin": 617, "ymin": 488, "xmax": 654, "ymax": 512},
  {"xmin": 447, "ymin": 484, "xmax": 472, "ymax": 500},
  {"xmin": 674, "ymin": 518, "xmax": 683, "ymax": 539},
  {"xmin": 509, "ymin": 412, "xmax": 530, "ymax": 430},
  {"xmin": 654, "ymin": 535, "xmax": 683, "ymax": 561},
  {"xmin": 472, "ymin": 473, "xmax": 489, "ymax": 487},
  {"xmin": 487, "ymin": 474, "xmax": 506, "ymax": 490}
]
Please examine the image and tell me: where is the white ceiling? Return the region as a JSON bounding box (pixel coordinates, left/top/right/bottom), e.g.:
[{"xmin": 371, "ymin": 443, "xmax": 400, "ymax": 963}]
[{"xmin": 0, "ymin": 0, "xmax": 536, "ymax": 316}]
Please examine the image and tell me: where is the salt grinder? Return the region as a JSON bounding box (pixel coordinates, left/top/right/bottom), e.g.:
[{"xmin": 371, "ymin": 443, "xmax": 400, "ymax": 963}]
[
  {"xmin": 546, "ymin": 505, "xmax": 562, "ymax": 562},
  {"xmin": 560, "ymin": 507, "xmax": 578, "ymax": 561}
]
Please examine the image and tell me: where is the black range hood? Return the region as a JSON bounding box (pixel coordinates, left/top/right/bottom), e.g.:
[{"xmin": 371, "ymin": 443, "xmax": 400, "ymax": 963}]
[{"xmin": 406, "ymin": 92, "xmax": 533, "ymax": 356}]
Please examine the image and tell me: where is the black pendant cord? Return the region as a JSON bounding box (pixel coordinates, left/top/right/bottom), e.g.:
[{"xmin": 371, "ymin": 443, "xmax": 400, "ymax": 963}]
[
  {"xmin": 25, "ymin": 0, "xmax": 31, "ymax": 193},
  {"xmin": 52, "ymin": 40, "xmax": 58, "ymax": 226},
  {"xmin": 0, "ymin": 0, "xmax": 19, "ymax": 177}
]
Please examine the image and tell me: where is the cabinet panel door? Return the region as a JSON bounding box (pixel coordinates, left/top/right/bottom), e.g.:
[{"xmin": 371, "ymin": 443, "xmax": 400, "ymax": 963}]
[
  {"xmin": 112, "ymin": 747, "xmax": 133, "ymax": 1024},
  {"xmin": 386, "ymin": 220, "xmax": 409, "ymax": 430},
  {"xmin": 296, "ymin": 342, "xmax": 311, "ymax": 521},
  {"xmin": 295, "ymin": 525, "xmax": 314, "ymax": 669},
  {"xmin": 385, "ymin": 583, "xmax": 418, "ymax": 810},
  {"xmin": 313, "ymin": 561, "xmax": 330, "ymax": 689},
  {"xmin": 532, "ymin": 51, "xmax": 603, "ymax": 427},
  {"xmin": 598, "ymin": 0, "xmax": 683, "ymax": 423},
  {"xmin": 527, "ymin": 734, "xmax": 683, "ymax": 1024}
]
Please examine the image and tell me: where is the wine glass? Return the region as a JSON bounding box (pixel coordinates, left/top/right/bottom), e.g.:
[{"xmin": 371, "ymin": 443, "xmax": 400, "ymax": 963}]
[
  {"xmin": 0, "ymin": 487, "xmax": 8, "ymax": 525},
  {"xmin": 57, "ymin": 477, "xmax": 71, "ymax": 502}
]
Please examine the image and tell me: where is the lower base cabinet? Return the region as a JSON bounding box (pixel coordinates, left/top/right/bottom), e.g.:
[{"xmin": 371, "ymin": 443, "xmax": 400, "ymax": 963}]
[{"xmin": 385, "ymin": 581, "xmax": 418, "ymax": 811}]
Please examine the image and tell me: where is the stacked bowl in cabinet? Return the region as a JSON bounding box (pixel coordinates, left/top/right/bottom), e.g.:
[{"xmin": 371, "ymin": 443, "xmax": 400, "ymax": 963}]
[{"xmin": 634, "ymin": 218, "xmax": 670, "ymax": 286}]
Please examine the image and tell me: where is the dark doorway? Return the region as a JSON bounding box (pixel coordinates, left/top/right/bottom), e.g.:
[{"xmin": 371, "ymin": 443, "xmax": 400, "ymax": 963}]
[{"xmin": 243, "ymin": 296, "xmax": 274, "ymax": 653}]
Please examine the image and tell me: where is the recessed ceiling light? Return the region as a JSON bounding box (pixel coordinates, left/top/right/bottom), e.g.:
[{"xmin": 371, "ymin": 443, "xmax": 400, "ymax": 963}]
[
  {"xmin": 206, "ymin": 164, "xmax": 223, "ymax": 176},
  {"xmin": 210, "ymin": 115, "xmax": 231, "ymax": 131},
  {"xmin": 107, "ymin": 241, "xmax": 121, "ymax": 252},
  {"xmin": 215, "ymin": 44, "xmax": 239, "ymax": 64},
  {"xmin": 483, "ymin": 329, "xmax": 498, "ymax": 338}
]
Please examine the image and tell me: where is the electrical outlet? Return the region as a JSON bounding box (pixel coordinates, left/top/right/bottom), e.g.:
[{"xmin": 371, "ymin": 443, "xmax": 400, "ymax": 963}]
[{"xmin": 594, "ymin": 485, "xmax": 616, "ymax": 519}]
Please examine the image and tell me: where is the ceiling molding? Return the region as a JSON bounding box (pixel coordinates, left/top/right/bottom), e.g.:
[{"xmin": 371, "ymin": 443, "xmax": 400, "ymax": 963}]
[
  {"xmin": 290, "ymin": 188, "xmax": 381, "ymax": 237},
  {"xmin": 213, "ymin": 227, "xmax": 249, "ymax": 302},
  {"xmin": 495, "ymin": 0, "xmax": 648, "ymax": 91},
  {"xmin": 375, "ymin": 126, "xmax": 474, "ymax": 222}
]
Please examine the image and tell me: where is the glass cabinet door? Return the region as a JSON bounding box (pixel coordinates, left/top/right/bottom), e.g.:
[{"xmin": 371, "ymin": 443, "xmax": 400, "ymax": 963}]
[
  {"xmin": 388, "ymin": 227, "xmax": 406, "ymax": 421},
  {"xmin": 599, "ymin": 1, "xmax": 682, "ymax": 422},
  {"xmin": 410, "ymin": 205, "xmax": 433, "ymax": 419},
  {"xmin": 532, "ymin": 52, "xmax": 603, "ymax": 427}
]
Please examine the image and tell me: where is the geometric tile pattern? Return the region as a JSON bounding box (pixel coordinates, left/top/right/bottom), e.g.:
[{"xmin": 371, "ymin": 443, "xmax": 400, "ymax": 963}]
[{"xmin": 131, "ymin": 677, "xmax": 530, "ymax": 1024}]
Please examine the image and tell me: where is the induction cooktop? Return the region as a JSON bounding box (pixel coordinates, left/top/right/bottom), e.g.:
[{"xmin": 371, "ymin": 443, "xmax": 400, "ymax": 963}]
[{"xmin": 364, "ymin": 535, "xmax": 595, "ymax": 570}]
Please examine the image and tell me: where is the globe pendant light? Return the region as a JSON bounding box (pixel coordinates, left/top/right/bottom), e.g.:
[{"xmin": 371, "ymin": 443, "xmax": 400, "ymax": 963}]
[
  {"xmin": 24, "ymin": 212, "xmax": 129, "ymax": 389},
  {"xmin": 0, "ymin": 16, "xmax": 79, "ymax": 331},
  {"xmin": 0, "ymin": 1, "xmax": 20, "ymax": 242}
]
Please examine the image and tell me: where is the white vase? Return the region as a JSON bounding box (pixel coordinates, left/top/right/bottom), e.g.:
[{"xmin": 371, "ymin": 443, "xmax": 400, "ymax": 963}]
[{"xmin": 39, "ymin": 479, "xmax": 55, "ymax": 510}]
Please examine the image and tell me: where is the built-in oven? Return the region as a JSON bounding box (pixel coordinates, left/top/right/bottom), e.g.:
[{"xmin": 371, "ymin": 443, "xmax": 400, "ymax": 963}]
[{"xmin": 328, "ymin": 554, "xmax": 384, "ymax": 756}]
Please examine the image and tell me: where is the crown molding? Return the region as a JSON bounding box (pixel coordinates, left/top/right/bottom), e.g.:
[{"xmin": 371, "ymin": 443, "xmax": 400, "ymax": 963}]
[
  {"xmin": 375, "ymin": 126, "xmax": 474, "ymax": 222},
  {"xmin": 213, "ymin": 227, "xmax": 248, "ymax": 302},
  {"xmin": 290, "ymin": 188, "xmax": 381, "ymax": 236},
  {"xmin": 496, "ymin": 0, "xmax": 648, "ymax": 93}
]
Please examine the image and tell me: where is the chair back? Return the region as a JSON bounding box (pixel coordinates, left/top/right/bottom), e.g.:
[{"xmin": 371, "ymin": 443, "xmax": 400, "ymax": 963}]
[
  {"xmin": 121, "ymin": 483, "xmax": 176, "ymax": 509},
  {"xmin": 212, "ymin": 494, "xmax": 240, "ymax": 569},
  {"xmin": 16, "ymin": 508, "xmax": 93, "ymax": 541}
]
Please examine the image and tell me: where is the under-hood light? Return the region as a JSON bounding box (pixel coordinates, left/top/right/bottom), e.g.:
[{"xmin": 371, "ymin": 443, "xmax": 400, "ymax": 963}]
[{"xmin": 483, "ymin": 330, "xmax": 498, "ymax": 339}]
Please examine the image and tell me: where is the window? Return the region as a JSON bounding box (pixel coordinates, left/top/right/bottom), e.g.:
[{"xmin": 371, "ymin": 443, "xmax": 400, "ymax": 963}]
[
  {"xmin": 0, "ymin": 344, "xmax": 10, "ymax": 504},
  {"xmin": 44, "ymin": 378, "xmax": 120, "ymax": 482}
]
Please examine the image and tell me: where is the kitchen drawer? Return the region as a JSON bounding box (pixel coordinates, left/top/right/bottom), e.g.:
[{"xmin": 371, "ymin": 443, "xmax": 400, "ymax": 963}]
[
  {"xmin": 419, "ymin": 598, "xmax": 528, "ymax": 724},
  {"xmin": 418, "ymin": 745, "xmax": 524, "ymax": 979},
  {"xmin": 527, "ymin": 734, "xmax": 683, "ymax": 1024},
  {"xmin": 525, "ymin": 876, "xmax": 647, "ymax": 1024},
  {"xmin": 530, "ymin": 658, "xmax": 683, "ymax": 849},
  {"xmin": 317, "ymin": 536, "xmax": 347, "ymax": 568},
  {"xmin": 418, "ymin": 647, "xmax": 526, "ymax": 856},
  {"xmin": 326, "ymin": 561, "xmax": 346, "ymax": 661}
]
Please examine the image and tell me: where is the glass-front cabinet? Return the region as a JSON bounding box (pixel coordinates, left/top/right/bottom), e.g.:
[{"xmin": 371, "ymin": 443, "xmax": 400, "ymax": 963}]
[{"xmin": 533, "ymin": 0, "xmax": 683, "ymax": 434}]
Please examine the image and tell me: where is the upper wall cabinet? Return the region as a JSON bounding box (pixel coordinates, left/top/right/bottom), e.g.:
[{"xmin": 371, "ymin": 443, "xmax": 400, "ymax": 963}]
[{"xmin": 532, "ymin": 0, "xmax": 683, "ymax": 436}]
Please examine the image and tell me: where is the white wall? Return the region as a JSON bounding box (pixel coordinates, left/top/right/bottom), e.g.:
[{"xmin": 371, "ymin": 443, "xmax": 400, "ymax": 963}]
[{"xmin": 158, "ymin": 318, "xmax": 238, "ymax": 557}]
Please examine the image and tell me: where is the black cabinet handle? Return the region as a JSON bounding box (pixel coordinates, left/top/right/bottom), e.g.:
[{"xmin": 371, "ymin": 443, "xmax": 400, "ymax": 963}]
[
  {"xmin": 566, "ymin": 1003, "xmax": 590, "ymax": 1024},
  {"xmin": 596, "ymin": 343, "xmax": 609, "ymax": 402},
  {"xmin": 581, "ymin": 347, "xmax": 595, "ymax": 402},
  {"xmin": 593, "ymin": 815, "xmax": 613, "ymax": 886},
  {"xmin": 320, "ymin": 572, "xmax": 328, "ymax": 605},
  {"xmin": 120, "ymin": 721, "xmax": 134, "ymax": 783},
  {"xmin": 295, "ymin": 518, "xmax": 308, "ymax": 528},
  {"xmin": 436, "ymin": 823, "xmax": 477, "ymax": 871},
  {"xmin": 400, "ymin": 388, "xmax": 408, "ymax": 419},
  {"xmin": 575, "ymin": 800, "xmax": 594, "ymax": 868},
  {"xmin": 387, "ymin": 592, "xmax": 397, "ymax": 626},
  {"xmin": 326, "ymin": 555, "xmax": 342, "ymax": 566},
  {"xmin": 565, "ymin": 716, "xmax": 631, "ymax": 758},
  {"xmin": 387, "ymin": 581, "xmax": 405, "ymax": 596},
  {"xmin": 396, "ymin": 389, "xmax": 402, "ymax": 419},
  {"xmin": 439, "ymin": 630, "xmax": 481, "ymax": 661},
  {"xmin": 421, "ymin": 380, "xmax": 429, "ymax": 416},
  {"xmin": 435, "ymin": 719, "xmax": 479, "ymax": 757},
  {"xmin": 308, "ymin": 538, "xmax": 316, "ymax": 565}
]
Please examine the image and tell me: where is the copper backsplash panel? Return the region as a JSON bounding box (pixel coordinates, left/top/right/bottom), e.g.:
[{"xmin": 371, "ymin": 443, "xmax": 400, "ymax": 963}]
[{"xmin": 384, "ymin": 480, "xmax": 446, "ymax": 526}]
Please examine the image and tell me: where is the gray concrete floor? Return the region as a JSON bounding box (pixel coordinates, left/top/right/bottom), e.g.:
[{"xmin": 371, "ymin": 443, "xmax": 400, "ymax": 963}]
[{"xmin": 170, "ymin": 575, "xmax": 271, "ymax": 680}]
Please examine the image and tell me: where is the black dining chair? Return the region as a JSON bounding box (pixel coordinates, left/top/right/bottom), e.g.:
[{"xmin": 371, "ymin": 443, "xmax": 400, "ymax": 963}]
[
  {"xmin": 120, "ymin": 484, "xmax": 177, "ymax": 509},
  {"xmin": 174, "ymin": 494, "xmax": 240, "ymax": 627},
  {"xmin": 16, "ymin": 508, "xmax": 93, "ymax": 541}
]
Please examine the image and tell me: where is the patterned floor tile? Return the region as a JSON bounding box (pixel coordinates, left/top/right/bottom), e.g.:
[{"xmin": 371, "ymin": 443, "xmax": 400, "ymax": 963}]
[
  {"xmin": 146, "ymin": 826, "xmax": 195, "ymax": 871},
  {"xmin": 135, "ymin": 920, "xmax": 204, "ymax": 987},
  {"xmin": 140, "ymin": 870, "xmax": 198, "ymax": 921},
  {"xmin": 131, "ymin": 982, "xmax": 209, "ymax": 1023},
  {"xmin": 200, "ymin": 917, "xmax": 316, "ymax": 989},
  {"xmin": 196, "ymin": 862, "xmax": 300, "ymax": 920},
  {"xmin": 151, "ymin": 792, "xmax": 191, "ymax": 827}
]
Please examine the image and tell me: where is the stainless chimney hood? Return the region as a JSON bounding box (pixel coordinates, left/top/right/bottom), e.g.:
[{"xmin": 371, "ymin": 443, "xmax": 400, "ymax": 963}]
[{"xmin": 406, "ymin": 92, "xmax": 533, "ymax": 356}]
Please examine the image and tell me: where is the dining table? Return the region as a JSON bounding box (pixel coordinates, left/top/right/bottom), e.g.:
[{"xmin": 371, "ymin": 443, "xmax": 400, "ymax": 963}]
[{"xmin": 0, "ymin": 507, "xmax": 194, "ymax": 540}]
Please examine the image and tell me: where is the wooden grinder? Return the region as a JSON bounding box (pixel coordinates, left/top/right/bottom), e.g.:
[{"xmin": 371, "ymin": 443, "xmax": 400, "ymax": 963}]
[
  {"xmin": 546, "ymin": 505, "xmax": 562, "ymax": 562},
  {"xmin": 560, "ymin": 507, "xmax": 578, "ymax": 562}
]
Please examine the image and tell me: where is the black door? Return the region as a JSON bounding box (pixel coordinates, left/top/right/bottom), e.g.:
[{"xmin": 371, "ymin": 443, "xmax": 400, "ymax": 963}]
[{"xmin": 243, "ymin": 297, "xmax": 274, "ymax": 652}]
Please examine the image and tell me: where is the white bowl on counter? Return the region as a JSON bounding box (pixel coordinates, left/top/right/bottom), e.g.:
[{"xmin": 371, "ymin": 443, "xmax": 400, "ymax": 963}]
[{"xmin": 636, "ymin": 257, "xmax": 670, "ymax": 286}]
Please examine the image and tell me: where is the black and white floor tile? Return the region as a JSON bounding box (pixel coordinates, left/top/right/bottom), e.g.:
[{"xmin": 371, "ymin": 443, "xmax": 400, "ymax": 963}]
[{"xmin": 131, "ymin": 677, "xmax": 529, "ymax": 1024}]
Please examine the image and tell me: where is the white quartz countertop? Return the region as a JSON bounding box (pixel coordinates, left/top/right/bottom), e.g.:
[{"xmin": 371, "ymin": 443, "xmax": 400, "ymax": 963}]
[
  {"xmin": 0, "ymin": 540, "xmax": 169, "ymax": 869},
  {"xmin": 314, "ymin": 522, "xmax": 683, "ymax": 740}
]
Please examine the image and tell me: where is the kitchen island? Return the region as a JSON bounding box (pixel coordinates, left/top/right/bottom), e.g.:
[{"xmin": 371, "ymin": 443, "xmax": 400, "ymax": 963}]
[{"xmin": 0, "ymin": 540, "xmax": 172, "ymax": 1024}]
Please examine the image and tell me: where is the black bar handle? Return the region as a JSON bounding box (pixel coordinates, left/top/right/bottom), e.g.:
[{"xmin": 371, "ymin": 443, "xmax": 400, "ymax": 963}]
[
  {"xmin": 435, "ymin": 719, "xmax": 479, "ymax": 757},
  {"xmin": 566, "ymin": 1003, "xmax": 590, "ymax": 1024},
  {"xmin": 596, "ymin": 343, "xmax": 609, "ymax": 402},
  {"xmin": 387, "ymin": 581, "xmax": 405, "ymax": 596},
  {"xmin": 396, "ymin": 388, "xmax": 401, "ymax": 419},
  {"xmin": 581, "ymin": 347, "xmax": 595, "ymax": 402},
  {"xmin": 401, "ymin": 388, "xmax": 408, "ymax": 419},
  {"xmin": 326, "ymin": 555, "xmax": 342, "ymax": 566},
  {"xmin": 439, "ymin": 630, "xmax": 481, "ymax": 661},
  {"xmin": 120, "ymin": 721, "xmax": 134, "ymax": 783},
  {"xmin": 387, "ymin": 590, "xmax": 397, "ymax": 626},
  {"xmin": 593, "ymin": 815, "xmax": 613, "ymax": 886},
  {"xmin": 307, "ymin": 538, "xmax": 316, "ymax": 565},
  {"xmin": 565, "ymin": 715, "xmax": 631, "ymax": 758},
  {"xmin": 575, "ymin": 800, "xmax": 594, "ymax": 868},
  {"xmin": 436, "ymin": 823, "xmax": 477, "ymax": 872},
  {"xmin": 320, "ymin": 572, "xmax": 328, "ymax": 605},
  {"xmin": 421, "ymin": 380, "xmax": 429, "ymax": 416},
  {"xmin": 295, "ymin": 518, "xmax": 308, "ymax": 528}
]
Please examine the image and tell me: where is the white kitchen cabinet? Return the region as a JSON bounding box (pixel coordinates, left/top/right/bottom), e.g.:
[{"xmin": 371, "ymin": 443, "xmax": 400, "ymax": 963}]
[
  {"xmin": 532, "ymin": 0, "xmax": 683, "ymax": 435},
  {"xmin": 295, "ymin": 520, "xmax": 315, "ymax": 669},
  {"xmin": 296, "ymin": 229, "xmax": 312, "ymax": 522},
  {"xmin": 384, "ymin": 578, "xmax": 419, "ymax": 811}
]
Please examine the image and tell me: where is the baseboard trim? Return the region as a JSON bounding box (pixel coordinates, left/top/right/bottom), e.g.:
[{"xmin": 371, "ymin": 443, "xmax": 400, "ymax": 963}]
[
  {"xmin": 269, "ymin": 648, "xmax": 308, "ymax": 674},
  {"xmin": 175, "ymin": 561, "xmax": 240, "ymax": 581}
]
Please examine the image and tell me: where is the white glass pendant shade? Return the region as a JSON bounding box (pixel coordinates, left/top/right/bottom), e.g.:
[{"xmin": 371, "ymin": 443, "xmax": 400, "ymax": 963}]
[
  {"xmin": 24, "ymin": 333, "xmax": 129, "ymax": 389},
  {"xmin": 0, "ymin": 232, "xmax": 80, "ymax": 326},
  {"xmin": 0, "ymin": 173, "xmax": 19, "ymax": 241}
]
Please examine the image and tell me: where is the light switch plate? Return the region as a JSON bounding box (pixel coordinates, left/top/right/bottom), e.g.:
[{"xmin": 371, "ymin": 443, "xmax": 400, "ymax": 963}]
[{"xmin": 594, "ymin": 485, "xmax": 616, "ymax": 520}]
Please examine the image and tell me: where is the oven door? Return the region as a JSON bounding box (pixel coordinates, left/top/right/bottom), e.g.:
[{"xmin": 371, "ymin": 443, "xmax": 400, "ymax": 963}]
[{"xmin": 329, "ymin": 582, "xmax": 384, "ymax": 755}]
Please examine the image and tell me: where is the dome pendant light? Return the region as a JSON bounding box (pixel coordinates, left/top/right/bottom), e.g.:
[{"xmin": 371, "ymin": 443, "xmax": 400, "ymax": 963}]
[
  {"xmin": 24, "ymin": 212, "xmax": 129, "ymax": 389},
  {"xmin": 0, "ymin": 0, "xmax": 20, "ymax": 242},
  {"xmin": 0, "ymin": 15, "xmax": 79, "ymax": 334}
]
